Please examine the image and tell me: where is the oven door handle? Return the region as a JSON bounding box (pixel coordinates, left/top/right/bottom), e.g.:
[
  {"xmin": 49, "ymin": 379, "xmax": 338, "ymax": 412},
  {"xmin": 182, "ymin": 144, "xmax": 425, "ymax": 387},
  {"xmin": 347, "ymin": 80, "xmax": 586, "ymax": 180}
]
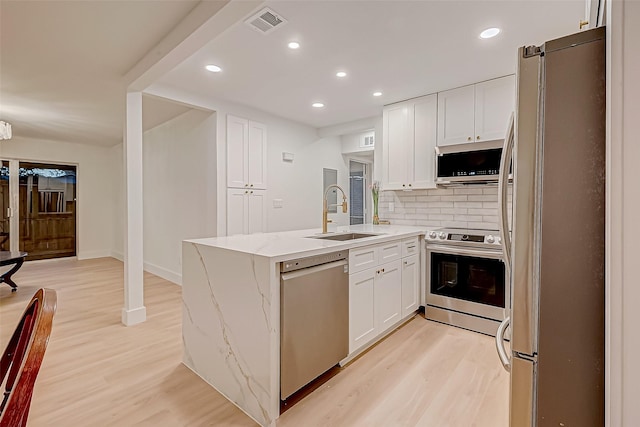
[
  {"xmin": 495, "ymin": 316, "xmax": 511, "ymax": 372},
  {"xmin": 427, "ymin": 245, "xmax": 503, "ymax": 260}
]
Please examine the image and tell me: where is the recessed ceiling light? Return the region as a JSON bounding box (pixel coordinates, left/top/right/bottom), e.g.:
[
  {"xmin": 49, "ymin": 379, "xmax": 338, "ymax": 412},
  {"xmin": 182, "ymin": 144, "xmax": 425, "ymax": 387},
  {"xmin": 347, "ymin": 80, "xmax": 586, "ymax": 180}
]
[
  {"xmin": 312, "ymin": 102, "xmax": 324, "ymax": 108},
  {"xmin": 288, "ymin": 41, "xmax": 300, "ymax": 49},
  {"xmin": 373, "ymin": 91, "xmax": 383, "ymax": 97},
  {"xmin": 479, "ymin": 28, "xmax": 501, "ymax": 39},
  {"xmin": 336, "ymin": 71, "xmax": 347, "ymax": 78},
  {"xmin": 205, "ymin": 64, "xmax": 222, "ymax": 73}
]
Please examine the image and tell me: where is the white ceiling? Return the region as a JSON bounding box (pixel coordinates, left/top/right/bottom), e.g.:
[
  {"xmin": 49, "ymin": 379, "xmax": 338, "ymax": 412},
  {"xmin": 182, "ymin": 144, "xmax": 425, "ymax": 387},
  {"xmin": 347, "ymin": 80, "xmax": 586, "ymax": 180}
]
[
  {"xmin": 1, "ymin": 0, "xmax": 585, "ymax": 147},
  {"xmin": 158, "ymin": 0, "xmax": 585, "ymax": 129},
  {"xmin": 0, "ymin": 0, "xmax": 200, "ymax": 146}
]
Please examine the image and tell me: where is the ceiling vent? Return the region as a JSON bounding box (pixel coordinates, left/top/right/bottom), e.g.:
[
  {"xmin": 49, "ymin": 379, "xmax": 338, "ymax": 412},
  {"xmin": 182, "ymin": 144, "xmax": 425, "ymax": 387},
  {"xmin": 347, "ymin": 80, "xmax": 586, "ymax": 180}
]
[{"xmin": 244, "ymin": 8, "xmax": 287, "ymax": 34}]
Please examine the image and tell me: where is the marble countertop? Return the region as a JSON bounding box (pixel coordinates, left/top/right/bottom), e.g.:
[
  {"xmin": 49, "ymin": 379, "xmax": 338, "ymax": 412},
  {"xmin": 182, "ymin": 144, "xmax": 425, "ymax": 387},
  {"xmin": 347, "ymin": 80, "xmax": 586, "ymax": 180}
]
[{"xmin": 185, "ymin": 224, "xmax": 425, "ymax": 262}]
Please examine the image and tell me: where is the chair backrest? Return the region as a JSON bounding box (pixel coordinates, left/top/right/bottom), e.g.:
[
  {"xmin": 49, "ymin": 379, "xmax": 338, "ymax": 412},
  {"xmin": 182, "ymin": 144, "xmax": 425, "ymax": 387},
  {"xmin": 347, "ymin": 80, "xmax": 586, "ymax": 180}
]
[{"xmin": 0, "ymin": 288, "xmax": 57, "ymax": 427}]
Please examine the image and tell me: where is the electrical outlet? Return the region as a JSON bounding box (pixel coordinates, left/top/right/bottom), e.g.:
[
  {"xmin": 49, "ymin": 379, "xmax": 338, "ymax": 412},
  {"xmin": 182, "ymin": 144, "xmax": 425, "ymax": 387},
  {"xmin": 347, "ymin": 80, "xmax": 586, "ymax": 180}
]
[{"xmin": 388, "ymin": 202, "xmax": 394, "ymax": 212}]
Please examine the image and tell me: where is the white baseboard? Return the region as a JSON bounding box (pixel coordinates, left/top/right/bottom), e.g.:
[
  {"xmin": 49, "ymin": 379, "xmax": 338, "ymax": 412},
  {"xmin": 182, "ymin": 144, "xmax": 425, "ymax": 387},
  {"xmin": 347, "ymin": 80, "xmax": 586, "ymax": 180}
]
[
  {"xmin": 121, "ymin": 306, "xmax": 147, "ymax": 326},
  {"xmin": 111, "ymin": 251, "xmax": 124, "ymax": 262},
  {"xmin": 77, "ymin": 250, "xmax": 112, "ymax": 260},
  {"xmin": 143, "ymin": 261, "xmax": 182, "ymax": 286},
  {"xmin": 108, "ymin": 251, "xmax": 181, "ymax": 285}
]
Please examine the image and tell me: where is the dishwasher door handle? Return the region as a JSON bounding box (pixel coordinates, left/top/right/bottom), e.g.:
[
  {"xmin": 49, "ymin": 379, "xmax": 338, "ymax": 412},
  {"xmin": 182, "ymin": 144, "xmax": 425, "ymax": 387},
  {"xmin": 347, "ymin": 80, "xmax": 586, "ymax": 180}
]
[{"xmin": 280, "ymin": 259, "xmax": 348, "ymax": 281}]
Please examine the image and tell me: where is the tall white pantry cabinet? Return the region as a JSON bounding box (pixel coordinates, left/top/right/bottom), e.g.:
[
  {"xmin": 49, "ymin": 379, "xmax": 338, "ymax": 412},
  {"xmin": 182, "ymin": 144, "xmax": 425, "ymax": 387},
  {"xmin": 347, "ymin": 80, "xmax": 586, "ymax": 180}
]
[{"xmin": 226, "ymin": 114, "xmax": 267, "ymax": 236}]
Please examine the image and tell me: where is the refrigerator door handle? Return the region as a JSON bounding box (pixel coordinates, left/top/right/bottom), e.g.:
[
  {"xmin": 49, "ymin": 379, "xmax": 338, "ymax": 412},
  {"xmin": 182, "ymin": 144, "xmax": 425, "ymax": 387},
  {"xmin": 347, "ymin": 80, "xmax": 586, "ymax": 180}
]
[
  {"xmin": 498, "ymin": 112, "xmax": 514, "ymax": 277},
  {"xmin": 495, "ymin": 316, "xmax": 511, "ymax": 372}
]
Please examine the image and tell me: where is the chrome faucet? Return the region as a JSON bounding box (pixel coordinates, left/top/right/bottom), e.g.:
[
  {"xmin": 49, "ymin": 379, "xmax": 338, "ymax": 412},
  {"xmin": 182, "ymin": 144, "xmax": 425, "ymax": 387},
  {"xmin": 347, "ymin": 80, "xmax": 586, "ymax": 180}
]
[{"xmin": 322, "ymin": 184, "xmax": 347, "ymax": 234}]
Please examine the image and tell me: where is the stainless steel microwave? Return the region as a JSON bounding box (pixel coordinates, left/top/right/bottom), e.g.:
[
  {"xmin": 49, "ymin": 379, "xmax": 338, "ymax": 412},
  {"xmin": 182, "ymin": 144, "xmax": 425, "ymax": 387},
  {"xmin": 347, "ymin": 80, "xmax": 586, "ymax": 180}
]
[{"xmin": 435, "ymin": 140, "xmax": 505, "ymax": 184}]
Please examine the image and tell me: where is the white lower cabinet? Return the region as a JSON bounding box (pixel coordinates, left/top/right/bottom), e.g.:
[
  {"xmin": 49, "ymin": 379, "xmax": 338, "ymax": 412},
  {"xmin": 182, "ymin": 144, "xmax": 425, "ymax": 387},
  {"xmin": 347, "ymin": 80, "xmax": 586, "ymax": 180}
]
[
  {"xmin": 375, "ymin": 259, "xmax": 402, "ymax": 332},
  {"xmin": 226, "ymin": 189, "xmax": 266, "ymax": 236},
  {"xmin": 348, "ymin": 238, "xmax": 421, "ymax": 354},
  {"xmin": 349, "ymin": 268, "xmax": 377, "ymax": 352},
  {"xmin": 401, "ymin": 254, "xmax": 420, "ymax": 318}
]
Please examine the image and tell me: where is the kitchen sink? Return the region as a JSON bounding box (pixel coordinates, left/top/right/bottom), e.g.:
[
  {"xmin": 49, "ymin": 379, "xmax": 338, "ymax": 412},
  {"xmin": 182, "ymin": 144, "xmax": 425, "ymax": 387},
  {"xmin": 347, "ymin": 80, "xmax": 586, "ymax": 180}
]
[{"xmin": 307, "ymin": 232, "xmax": 382, "ymax": 241}]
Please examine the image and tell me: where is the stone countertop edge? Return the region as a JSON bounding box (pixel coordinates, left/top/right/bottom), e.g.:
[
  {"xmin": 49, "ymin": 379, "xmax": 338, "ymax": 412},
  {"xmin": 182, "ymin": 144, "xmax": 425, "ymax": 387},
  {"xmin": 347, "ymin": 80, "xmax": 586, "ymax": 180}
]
[{"xmin": 183, "ymin": 225, "xmax": 425, "ymax": 263}]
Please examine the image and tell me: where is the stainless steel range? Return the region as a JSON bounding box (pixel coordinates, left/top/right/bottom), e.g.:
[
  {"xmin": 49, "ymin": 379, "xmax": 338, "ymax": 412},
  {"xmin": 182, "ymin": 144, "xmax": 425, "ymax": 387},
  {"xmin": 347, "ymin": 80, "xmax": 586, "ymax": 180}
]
[{"xmin": 425, "ymin": 228, "xmax": 508, "ymax": 335}]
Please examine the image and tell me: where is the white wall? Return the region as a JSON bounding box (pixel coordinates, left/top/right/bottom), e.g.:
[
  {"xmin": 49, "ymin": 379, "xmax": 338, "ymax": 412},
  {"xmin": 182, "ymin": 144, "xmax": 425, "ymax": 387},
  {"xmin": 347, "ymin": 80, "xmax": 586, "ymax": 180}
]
[
  {"xmin": 144, "ymin": 84, "xmax": 350, "ymax": 234},
  {"xmin": 141, "ymin": 109, "xmax": 216, "ymax": 284},
  {"xmin": 341, "ymin": 130, "xmax": 375, "ymax": 154},
  {"xmin": 608, "ymin": 1, "xmax": 640, "ymax": 425},
  {"xmin": 111, "ymin": 143, "xmax": 124, "ymax": 259},
  {"xmin": 268, "ymin": 133, "xmax": 349, "ymax": 231},
  {"xmin": 0, "ymin": 136, "xmax": 117, "ymax": 259}
]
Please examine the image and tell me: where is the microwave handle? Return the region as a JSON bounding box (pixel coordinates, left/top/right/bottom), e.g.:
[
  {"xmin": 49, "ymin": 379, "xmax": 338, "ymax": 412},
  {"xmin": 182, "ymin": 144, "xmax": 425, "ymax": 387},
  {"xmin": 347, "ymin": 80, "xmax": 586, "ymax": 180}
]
[{"xmin": 498, "ymin": 112, "xmax": 514, "ymax": 277}]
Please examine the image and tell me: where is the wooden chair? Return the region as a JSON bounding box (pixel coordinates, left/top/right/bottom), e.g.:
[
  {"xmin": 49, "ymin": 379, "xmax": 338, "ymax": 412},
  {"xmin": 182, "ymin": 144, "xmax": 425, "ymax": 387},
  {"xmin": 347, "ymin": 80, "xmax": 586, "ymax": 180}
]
[{"xmin": 0, "ymin": 288, "xmax": 57, "ymax": 427}]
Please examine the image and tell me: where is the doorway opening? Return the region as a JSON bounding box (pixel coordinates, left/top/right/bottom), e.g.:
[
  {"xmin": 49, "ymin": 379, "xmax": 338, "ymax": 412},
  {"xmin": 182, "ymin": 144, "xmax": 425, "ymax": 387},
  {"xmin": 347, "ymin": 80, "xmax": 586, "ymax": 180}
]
[
  {"xmin": 0, "ymin": 160, "xmax": 77, "ymax": 260},
  {"xmin": 349, "ymin": 160, "xmax": 371, "ymax": 225}
]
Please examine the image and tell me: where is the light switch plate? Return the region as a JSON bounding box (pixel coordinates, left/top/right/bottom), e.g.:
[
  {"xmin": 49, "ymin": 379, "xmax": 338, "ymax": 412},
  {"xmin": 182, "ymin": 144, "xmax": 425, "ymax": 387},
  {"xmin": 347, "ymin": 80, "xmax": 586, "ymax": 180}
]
[
  {"xmin": 388, "ymin": 202, "xmax": 394, "ymax": 212},
  {"xmin": 282, "ymin": 152, "xmax": 294, "ymax": 162},
  {"xmin": 273, "ymin": 199, "xmax": 283, "ymax": 208}
]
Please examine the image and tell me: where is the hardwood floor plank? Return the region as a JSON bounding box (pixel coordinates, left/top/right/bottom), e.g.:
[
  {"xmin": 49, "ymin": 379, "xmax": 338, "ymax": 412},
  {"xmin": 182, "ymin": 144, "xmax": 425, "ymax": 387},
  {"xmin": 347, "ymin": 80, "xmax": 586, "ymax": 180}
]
[{"xmin": 0, "ymin": 257, "xmax": 509, "ymax": 426}]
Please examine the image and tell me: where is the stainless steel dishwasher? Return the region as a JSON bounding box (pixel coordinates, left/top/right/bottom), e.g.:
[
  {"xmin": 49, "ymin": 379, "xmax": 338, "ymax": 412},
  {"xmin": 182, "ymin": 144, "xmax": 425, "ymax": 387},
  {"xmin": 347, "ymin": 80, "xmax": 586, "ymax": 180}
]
[{"xmin": 280, "ymin": 250, "xmax": 349, "ymax": 400}]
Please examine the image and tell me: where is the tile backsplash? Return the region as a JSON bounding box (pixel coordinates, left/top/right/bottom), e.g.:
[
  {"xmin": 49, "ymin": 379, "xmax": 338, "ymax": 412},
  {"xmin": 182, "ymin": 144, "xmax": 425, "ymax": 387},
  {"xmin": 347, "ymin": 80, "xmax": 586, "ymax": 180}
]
[{"xmin": 378, "ymin": 185, "xmax": 511, "ymax": 231}]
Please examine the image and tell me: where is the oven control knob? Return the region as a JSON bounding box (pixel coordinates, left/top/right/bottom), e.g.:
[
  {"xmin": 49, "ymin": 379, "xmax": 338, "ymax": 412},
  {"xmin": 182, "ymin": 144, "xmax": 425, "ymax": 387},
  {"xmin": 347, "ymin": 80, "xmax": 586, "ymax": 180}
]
[
  {"xmin": 438, "ymin": 232, "xmax": 447, "ymax": 239},
  {"xmin": 428, "ymin": 231, "xmax": 437, "ymax": 239},
  {"xmin": 486, "ymin": 235, "xmax": 495, "ymax": 244}
]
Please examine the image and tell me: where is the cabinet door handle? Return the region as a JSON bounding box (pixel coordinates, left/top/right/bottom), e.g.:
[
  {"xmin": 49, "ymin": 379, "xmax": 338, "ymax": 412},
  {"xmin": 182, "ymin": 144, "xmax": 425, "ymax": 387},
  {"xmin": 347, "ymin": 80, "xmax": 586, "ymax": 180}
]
[
  {"xmin": 381, "ymin": 268, "xmax": 385, "ymax": 273},
  {"xmin": 477, "ymin": 135, "xmax": 481, "ymax": 140},
  {"xmin": 245, "ymin": 183, "xmax": 249, "ymax": 187},
  {"xmin": 245, "ymin": 191, "xmax": 248, "ymax": 194},
  {"xmin": 250, "ymin": 190, "xmax": 254, "ymax": 194},
  {"xmin": 467, "ymin": 136, "xmax": 472, "ymax": 141},
  {"xmin": 402, "ymin": 184, "xmax": 406, "ymax": 187},
  {"xmin": 250, "ymin": 184, "xmax": 254, "ymax": 187},
  {"xmin": 408, "ymin": 183, "xmax": 412, "ymax": 187}
]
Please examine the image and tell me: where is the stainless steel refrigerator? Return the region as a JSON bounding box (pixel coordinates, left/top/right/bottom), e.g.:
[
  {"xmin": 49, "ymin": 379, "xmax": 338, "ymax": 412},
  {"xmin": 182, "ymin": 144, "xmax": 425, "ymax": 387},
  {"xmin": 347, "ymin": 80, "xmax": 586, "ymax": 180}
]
[{"xmin": 495, "ymin": 27, "xmax": 605, "ymax": 426}]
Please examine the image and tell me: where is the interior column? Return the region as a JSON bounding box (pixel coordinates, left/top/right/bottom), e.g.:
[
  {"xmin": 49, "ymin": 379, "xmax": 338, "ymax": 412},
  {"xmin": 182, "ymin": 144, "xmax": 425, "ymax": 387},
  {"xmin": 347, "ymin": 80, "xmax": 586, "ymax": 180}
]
[{"xmin": 122, "ymin": 91, "xmax": 146, "ymax": 326}]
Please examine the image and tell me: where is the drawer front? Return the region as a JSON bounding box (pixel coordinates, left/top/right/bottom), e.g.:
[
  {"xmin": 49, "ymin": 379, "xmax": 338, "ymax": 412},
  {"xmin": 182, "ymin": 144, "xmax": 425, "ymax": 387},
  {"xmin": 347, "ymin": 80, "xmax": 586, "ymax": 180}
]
[
  {"xmin": 349, "ymin": 245, "xmax": 378, "ymax": 274},
  {"xmin": 377, "ymin": 241, "xmax": 402, "ymax": 264},
  {"xmin": 402, "ymin": 237, "xmax": 420, "ymax": 257}
]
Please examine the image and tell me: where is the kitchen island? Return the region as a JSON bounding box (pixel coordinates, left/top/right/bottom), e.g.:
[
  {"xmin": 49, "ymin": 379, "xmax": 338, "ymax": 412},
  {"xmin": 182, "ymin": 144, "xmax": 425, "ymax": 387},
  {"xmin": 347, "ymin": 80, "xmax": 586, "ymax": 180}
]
[{"xmin": 181, "ymin": 224, "xmax": 425, "ymax": 427}]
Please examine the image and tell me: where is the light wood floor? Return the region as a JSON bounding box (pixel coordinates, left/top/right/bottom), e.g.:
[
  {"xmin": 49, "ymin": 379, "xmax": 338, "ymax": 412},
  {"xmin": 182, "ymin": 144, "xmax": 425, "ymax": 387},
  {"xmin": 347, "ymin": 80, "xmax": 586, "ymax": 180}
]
[{"xmin": 0, "ymin": 257, "xmax": 509, "ymax": 426}]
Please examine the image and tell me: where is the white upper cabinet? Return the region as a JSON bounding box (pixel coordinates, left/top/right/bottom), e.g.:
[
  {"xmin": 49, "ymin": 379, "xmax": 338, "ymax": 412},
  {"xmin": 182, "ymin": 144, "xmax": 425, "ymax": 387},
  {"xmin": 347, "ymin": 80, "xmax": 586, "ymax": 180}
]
[
  {"xmin": 383, "ymin": 102, "xmax": 412, "ymax": 189},
  {"xmin": 437, "ymin": 75, "xmax": 515, "ymax": 146},
  {"xmin": 227, "ymin": 115, "xmax": 248, "ymax": 188},
  {"xmin": 382, "ymin": 94, "xmax": 437, "ymax": 190},
  {"xmin": 247, "ymin": 121, "xmax": 267, "ymax": 189},
  {"xmin": 474, "ymin": 75, "xmax": 516, "ymax": 142},
  {"xmin": 227, "ymin": 115, "xmax": 267, "ymax": 189},
  {"xmin": 412, "ymin": 95, "xmax": 438, "ymax": 188},
  {"xmin": 437, "ymin": 85, "xmax": 475, "ymax": 146}
]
